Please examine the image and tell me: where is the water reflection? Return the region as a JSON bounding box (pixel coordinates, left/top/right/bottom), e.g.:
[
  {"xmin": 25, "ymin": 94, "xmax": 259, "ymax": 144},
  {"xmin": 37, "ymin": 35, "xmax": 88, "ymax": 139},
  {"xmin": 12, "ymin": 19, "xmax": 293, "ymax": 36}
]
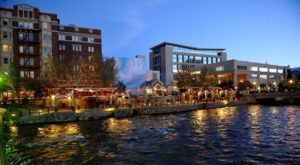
[
  {"xmin": 37, "ymin": 123, "xmax": 80, "ymax": 139},
  {"xmin": 5, "ymin": 105, "xmax": 300, "ymax": 164}
]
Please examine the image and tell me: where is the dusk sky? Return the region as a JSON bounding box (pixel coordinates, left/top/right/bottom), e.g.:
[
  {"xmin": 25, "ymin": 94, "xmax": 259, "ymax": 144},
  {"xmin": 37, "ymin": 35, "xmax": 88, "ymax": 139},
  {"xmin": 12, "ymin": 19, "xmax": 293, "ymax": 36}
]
[{"xmin": 2, "ymin": 0, "xmax": 300, "ymax": 67}]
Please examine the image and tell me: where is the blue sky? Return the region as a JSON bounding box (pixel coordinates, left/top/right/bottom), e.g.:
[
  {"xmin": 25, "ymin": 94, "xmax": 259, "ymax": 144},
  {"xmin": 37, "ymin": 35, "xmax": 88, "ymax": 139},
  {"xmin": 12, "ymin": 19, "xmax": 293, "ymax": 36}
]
[{"xmin": 2, "ymin": 0, "xmax": 300, "ymax": 67}]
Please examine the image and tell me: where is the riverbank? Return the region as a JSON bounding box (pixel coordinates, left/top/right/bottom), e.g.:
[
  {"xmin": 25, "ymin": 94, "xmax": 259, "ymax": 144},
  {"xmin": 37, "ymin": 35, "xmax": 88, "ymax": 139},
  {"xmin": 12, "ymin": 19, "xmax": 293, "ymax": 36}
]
[
  {"xmin": 15, "ymin": 100, "xmax": 245, "ymax": 125},
  {"xmin": 0, "ymin": 108, "xmax": 8, "ymax": 165}
]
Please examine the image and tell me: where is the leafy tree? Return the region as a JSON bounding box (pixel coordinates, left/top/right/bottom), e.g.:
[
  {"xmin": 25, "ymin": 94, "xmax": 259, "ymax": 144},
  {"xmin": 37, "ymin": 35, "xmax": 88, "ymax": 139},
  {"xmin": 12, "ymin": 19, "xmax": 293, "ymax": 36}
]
[
  {"xmin": 174, "ymin": 65, "xmax": 196, "ymax": 88},
  {"xmin": 23, "ymin": 79, "xmax": 43, "ymax": 98},
  {"xmin": 9, "ymin": 62, "xmax": 21, "ymax": 102},
  {"xmin": 218, "ymin": 80, "xmax": 234, "ymax": 89},
  {"xmin": 199, "ymin": 66, "xmax": 218, "ymax": 87},
  {"xmin": 102, "ymin": 57, "xmax": 118, "ymax": 87}
]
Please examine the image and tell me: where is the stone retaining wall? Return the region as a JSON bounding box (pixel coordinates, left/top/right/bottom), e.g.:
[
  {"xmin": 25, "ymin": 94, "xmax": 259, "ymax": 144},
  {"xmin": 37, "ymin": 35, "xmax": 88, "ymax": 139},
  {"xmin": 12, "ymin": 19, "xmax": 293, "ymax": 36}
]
[{"xmin": 19, "ymin": 112, "xmax": 76, "ymax": 125}]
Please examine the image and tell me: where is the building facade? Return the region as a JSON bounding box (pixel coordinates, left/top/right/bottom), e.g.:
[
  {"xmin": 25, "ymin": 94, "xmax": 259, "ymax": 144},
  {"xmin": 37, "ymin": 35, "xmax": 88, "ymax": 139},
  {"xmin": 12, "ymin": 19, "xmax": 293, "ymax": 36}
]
[
  {"xmin": 149, "ymin": 42, "xmax": 227, "ymax": 86},
  {"xmin": 0, "ymin": 4, "xmax": 102, "ymax": 87},
  {"xmin": 206, "ymin": 60, "xmax": 286, "ymax": 87}
]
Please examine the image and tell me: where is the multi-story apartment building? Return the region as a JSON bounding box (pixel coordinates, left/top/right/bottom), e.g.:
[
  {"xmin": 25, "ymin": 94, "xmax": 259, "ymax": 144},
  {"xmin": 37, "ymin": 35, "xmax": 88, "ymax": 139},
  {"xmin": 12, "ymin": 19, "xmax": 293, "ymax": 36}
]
[
  {"xmin": 0, "ymin": 4, "xmax": 102, "ymax": 87},
  {"xmin": 206, "ymin": 60, "xmax": 286, "ymax": 87},
  {"xmin": 149, "ymin": 42, "xmax": 227, "ymax": 86}
]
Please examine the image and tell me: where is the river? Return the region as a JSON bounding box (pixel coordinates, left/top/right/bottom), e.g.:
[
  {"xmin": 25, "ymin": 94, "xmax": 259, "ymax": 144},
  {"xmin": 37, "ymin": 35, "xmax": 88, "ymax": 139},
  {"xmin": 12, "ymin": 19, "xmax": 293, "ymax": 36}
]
[{"xmin": 4, "ymin": 105, "xmax": 300, "ymax": 164}]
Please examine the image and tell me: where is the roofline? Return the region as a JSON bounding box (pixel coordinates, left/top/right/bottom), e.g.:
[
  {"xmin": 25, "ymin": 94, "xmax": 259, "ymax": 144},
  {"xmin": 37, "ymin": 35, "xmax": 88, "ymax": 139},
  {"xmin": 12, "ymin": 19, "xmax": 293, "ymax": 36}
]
[{"xmin": 150, "ymin": 42, "xmax": 225, "ymax": 51}]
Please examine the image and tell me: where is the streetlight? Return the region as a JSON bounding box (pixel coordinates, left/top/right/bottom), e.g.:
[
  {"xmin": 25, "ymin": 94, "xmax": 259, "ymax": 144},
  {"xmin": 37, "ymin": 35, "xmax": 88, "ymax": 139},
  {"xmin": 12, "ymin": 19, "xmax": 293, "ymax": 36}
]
[{"xmin": 289, "ymin": 80, "xmax": 294, "ymax": 84}]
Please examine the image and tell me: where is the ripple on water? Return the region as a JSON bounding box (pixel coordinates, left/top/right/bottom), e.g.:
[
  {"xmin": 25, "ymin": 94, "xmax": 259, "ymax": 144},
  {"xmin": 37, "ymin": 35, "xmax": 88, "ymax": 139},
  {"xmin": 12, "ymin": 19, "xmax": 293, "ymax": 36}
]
[{"xmin": 5, "ymin": 105, "xmax": 300, "ymax": 164}]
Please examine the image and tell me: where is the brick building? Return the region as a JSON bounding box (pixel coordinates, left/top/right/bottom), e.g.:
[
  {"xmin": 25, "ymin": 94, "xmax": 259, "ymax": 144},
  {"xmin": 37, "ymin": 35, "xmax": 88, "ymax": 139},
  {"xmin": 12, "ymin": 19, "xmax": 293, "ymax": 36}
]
[{"xmin": 0, "ymin": 4, "xmax": 102, "ymax": 87}]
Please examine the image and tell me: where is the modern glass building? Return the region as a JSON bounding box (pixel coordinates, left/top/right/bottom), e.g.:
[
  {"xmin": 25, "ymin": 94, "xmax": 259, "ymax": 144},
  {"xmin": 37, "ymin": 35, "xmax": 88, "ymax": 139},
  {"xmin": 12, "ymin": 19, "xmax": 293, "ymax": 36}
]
[{"xmin": 149, "ymin": 42, "xmax": 227, "ymax": 86}]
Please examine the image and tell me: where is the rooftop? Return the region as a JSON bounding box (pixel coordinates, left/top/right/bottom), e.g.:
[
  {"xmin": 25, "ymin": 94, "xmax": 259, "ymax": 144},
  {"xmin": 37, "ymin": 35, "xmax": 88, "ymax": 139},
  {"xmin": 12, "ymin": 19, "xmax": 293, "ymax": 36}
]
[{"xmin": 150, "ymin": 42, "xmax": 225, "ymax": 51}]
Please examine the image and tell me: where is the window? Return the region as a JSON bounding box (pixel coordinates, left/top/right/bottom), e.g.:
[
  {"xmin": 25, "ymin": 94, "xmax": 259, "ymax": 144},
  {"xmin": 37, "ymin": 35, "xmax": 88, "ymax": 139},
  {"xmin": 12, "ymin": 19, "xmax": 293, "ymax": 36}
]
[
  {"xmin": 42, "ymin": 34, "xmax": 49, "ymax": 41},
  {"xmin": 29, "ymin": 58, "xmax": 34, "ymax": 66},
  {"xmin": 172, "ymin": 55, "xmax": 177, "ymax": 63},
  {"xmin": 19, "ymin": 33, "xmax": 24, "ymax": 40},
  {"xmin": 28, "ymin": 22, "xmax": 33, "ymax": 29},
  {"xmin": 189, "ymin": 56, "xmax": 194, "ymax": 63},
  {"xmin": 154, "ymin": 56, "xmax": 161, "ymax": 64},
  {"xmin": 259, "ymin": 67, "xmax": 268, "ymax": 72},
  {"xmin": 88, "ymin": 37, "xmax": 94, "ymax": 43},
  {"xmin": 184, "ymin": 55, "xmax": 188, "ymax": 63},
  {"xmin": 59, "ymin": 55, "xmax": 65, "ymax": 61},
  {"xmin": 88, "ymin": 56, "xmax": 93, "ymax": 61},
  {"xmin": 250, "ymin": 74, "xmax": 257, "ymax": 77},
  {"xmin": 72, "ymin": 36, "xmax": 81, "ymax": 42},
  {"xmin": 20, "ymin": 71, "xmax": 24, "ymax": 78},
  {"xmin": 269, "ymin": 68, "xmax": 277, "ymax": 73},
  {"xmin": 173, "ymin": 64, "xmax": 177, "ymax": 73},
  {"xmin": 19, "ymin": 46, "xmax": 24, "ymax": 53},
  {"xmin": 43, "ymin": 47, "xmax": 49, "ymax": 53},
  {"xmin": 269, "ymin": 75, "xmax": 275, "ymax": 79},
  {"xmin": 203, "ymin": 57, "xmax": 207, "ymax": 64},
  {"xmin": 59, "ymin": 44, "xmax": 65, "ymax": 51},
  {"xmin": 278, "ymin": 69, "xmax": 283, "ymax": 73},
  {"xmin": 72, "ymin": 55, "xmax": 81, "ymax": 61},
  {"xmin": 3, "ymin": 58, "xmax": 8, "ymax": 64},
  {"xmin": 27, "ymin": 33, "xmax": 33, "ymax": 41},
  {"xmin": 237, "ymin": 65, "xmax": 247, "ymax": 70},
  {"xmin": 260, "ymin": 74, "xmax": 267, "ymax": 79},
  {"xmin": 88, "ymin": 46, "xmax": 94, "ymax": 53},
  {"xmin": 250, "ymin": 66, "xmax": 258, "ymax": 71},
  {"xmin": 217, "ymin": 58, "xmax": 221, "ymax": 63},
  {"xmin": 29, "ymin": 46, "xmax": 34, "ymax": 54},
  {"xmin": 2, "ymin": 44, "xmax": 9, "ymax": 52},
  {"xmin": 42, "ymin": 22, "xmax": 49, "ymax": 29},
  {"xmin": 60, "ymin": 26, "xmax": 64, "ymax": 30},
  {"xmin": 2, "ymin": 31, "xmax": 8, "ymax": 39},
  {"xmin": 207, "ymin": 57, "xmax": 211, "ymax": 64},
  {"xmin": 216, "ymin": 66, "xmax": 224, "ymax": 71},
  {"xmin": 212, "ymin": 58, "xmax": 216, "ymax": 63},
  {"xmin": 195, "ymin": 56, "xmax": 202, "ymax": 63},
  {"xmin": 72, "ymin": 44, "xmax": 82, "ymax": 52},
  {"xmin": 58, "ymin": 34, "xmax": 66, "ymax": 40},
  {"xmin": 30, "ymin": 71, "xmax": 34, "ymax": 78},
  {"xmin": 20, "ymin": 58, "xmax": 24, "ymax": 65},
  {"xmin": 178, "ymin": 55, "xmax": 183, "ymax": 63},
  {"xmin": 2, "ymin": 19, "xmax": 8, "ymax": 26}
]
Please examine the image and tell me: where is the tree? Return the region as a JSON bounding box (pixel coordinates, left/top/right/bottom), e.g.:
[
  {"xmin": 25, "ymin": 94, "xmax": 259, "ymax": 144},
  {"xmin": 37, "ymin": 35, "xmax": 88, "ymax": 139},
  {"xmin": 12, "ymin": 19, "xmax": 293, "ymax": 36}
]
[
  {"xmin": 23, "ymin": 79, "xmax": 43, "ymax": 98},
  {"xmin": 9, "ymin": 62, "xmax": 21, "ymax": 102},
  {"xmin": 218, "ymin": 80, "xmax": 234, "ymax": 89},
  {"xmin": 117, "ymin": 80, "xmax": 126, "ymax": 90},
  {"xmin": 102, "ymin": 57, "xmax": 118, "ymax": 87},
  {"xmin": 199, "ymin": 66, "xmax": 218, "ymax": 87},
  {"xmin": 174, "ymin": 65, "xmax": 196, "ymax": 88}
]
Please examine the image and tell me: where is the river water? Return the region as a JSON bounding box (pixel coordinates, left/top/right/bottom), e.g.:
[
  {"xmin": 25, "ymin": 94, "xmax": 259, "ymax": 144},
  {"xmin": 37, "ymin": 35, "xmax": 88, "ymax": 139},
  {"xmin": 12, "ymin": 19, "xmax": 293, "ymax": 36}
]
[{"xmin": 4, "ymin": 105, "xmax": 300, "ymax": 164}]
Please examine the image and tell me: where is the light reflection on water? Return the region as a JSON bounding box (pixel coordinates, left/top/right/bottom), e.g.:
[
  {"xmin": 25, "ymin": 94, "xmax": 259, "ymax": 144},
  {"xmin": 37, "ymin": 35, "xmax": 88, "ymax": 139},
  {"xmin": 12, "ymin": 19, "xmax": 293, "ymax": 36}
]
[{"xmin": 4, "ymin": 105, "xmax": 300, "ymax": 164}]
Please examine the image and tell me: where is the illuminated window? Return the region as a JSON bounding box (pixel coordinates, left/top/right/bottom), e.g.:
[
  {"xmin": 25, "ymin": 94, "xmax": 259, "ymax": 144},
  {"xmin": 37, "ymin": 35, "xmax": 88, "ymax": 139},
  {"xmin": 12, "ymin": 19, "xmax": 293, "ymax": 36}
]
[
  {"xmin": 216, "ymin": 66, "xmax": 224, "ymax": 71},
  {"xmin": 2, "ymin": 44, "xmax": 9, "ymax": 52},
  {"xmin": 269, "ymin": 68, "xmax": 277, "ymax": 73},
  {"xmin": 278, "ymin": 69, "xmax": 283, "ymax": 73},
  {"xmin": 20, "ymin": 71, "xmax": 24, "ymax": 78},
  {"xmin": 30, "ymin": 71, "xmax": 34, "ymax": 78},
  {"xmin": 260, "ymin": 74, "xmax": 267, "ymax": 79},
  {"xmin": 20, "ymin": 58, "xmax": 24, "ymax": 65},
  {"xmin": 259, "ymin": 67, "xmax": 268, "ymax": 72},
  {"xmin": 250, "ymin": 66, "xmax": 258, "ymax": 71},
  {"xmin": 173, "ymin": 64, "xmax": 177, "ymax": 73},
  {"xmin": 250, "ymin": 74, "xmax": 257, "ymax": 77}
]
